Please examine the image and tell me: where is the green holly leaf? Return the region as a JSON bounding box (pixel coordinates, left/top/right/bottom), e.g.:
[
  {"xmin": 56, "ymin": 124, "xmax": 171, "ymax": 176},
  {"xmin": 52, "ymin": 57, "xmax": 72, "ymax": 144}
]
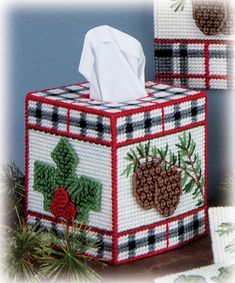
[
  {"xmin": 33, "ymin": 161, "xmax": 56, "ymax": 211},
  {"xmin": 70, "ymin": 176, "xmax": 102, "ymax": 224},
  {"xmin": 51, "ymin": 138, "xmax": 78, "ymax": 192}
]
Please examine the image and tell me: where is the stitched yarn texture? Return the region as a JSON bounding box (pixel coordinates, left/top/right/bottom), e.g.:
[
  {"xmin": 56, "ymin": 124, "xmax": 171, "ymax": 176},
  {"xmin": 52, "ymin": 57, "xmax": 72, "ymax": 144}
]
[
  {"xmin": 25, "ymin": 80, "xmax": 208, "ymax": 264},
  {"xmin": 154, "ymin": 0, "xmax": 234, "ymax": 89},
  {"xmin": 33, "ymin": 138, "xmax": 102, "ymax": 224}
]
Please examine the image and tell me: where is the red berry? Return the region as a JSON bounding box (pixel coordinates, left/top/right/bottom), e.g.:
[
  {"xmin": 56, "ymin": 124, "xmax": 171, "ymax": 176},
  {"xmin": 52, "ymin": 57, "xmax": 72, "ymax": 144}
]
[
  {"xmin": 50, "ymin": 198, "xmax": 64, "ymax": 217},
  {"xmin": 62, "ymin": 201, "xmax": 77, "ymax": 221},
  {"xmin": 50, "ymin": 187, "xmax": 69, "ymax": 218},
  {"xmin": 54, "ymin": 187, "xmax": 69, "ymax": 206}
]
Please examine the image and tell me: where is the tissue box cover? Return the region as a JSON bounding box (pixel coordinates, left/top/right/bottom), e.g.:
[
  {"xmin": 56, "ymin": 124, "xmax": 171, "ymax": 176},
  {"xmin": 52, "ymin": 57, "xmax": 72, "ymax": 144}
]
[
  {"xmin": 25, "ymin": 80, "xmax": 208, "ymax": 264},
  {"xmin": 154, "ymin": 0, "xmax": 234, "ymax": 89}
]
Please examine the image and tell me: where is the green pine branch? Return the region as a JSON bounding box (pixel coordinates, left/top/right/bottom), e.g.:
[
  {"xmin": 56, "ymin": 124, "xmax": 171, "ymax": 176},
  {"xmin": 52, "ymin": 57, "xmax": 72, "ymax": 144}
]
[
  {"xmin": 122, "ymin": 132, "xmax": 204, "ymax": 207},
  {"xmin": 176, "ymin": 132, "xmax": 204, "ymax": 207},
  {"xmin": 171, "ymin": 0, "xmax": 187, "ymax": 12}
]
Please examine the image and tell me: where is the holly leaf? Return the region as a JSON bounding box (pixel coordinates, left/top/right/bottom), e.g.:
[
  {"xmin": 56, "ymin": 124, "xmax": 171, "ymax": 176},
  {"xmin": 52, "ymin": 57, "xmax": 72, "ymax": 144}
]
[
  {"xmin": 51, "ymin": 138, "xmax": 78, "ymax": 192},
  {"xmin": 33, "ymin": 161, "xmax": 56, "ymax": 211},
  {"xmin": 70, "ymin": 176, "xmax": 102, "ymax": 224}
]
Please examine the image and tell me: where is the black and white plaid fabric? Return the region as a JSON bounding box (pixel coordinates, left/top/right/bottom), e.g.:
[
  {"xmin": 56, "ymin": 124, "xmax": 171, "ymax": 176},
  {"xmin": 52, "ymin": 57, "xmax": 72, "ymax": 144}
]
[
  {"xmin": 164, "ymin": 98, "xmax": 206, "ymax": 131},
  {"xmin": 32, "ymin": 82, "xmax": 153, "ymax": 113},
  {"xmin": 155, "ymin": 42, "xmax": 205, "ymax": 78},
  {"xmin": 32, "ymin": 84, "xmax": 89, "ymax": 102},
  {"xmin": 143, "ymin": 83, "xmax": 199, "ymax": 103},
  {"xmin": 71, "ymin": 98, "xmax": 153, "ymax": 113},
  {"xmin": 155, "ymin": 41, "xmax": 234, "ymax": 89},
  {"xmin": 28, "ymin": 100, "xmax": 67, "ymax": 132},
  {"xmin": 27, "ymin": 215, "xmax": 112, "ymax": 260},
  {"xmin": 168, "ymin": 209, "xmax": 205, "ymax": 247},
  {"xmin": 208, "ymin": 44, "xmax": 234, "ymax": 89},
  {"xmin": 116, "ymin": 108, "xmax": 162, "ymax": 143},
  {"xmin": 118, "ymin": 225, "xmax": 167, "ymax": 261},
  {"xmin": 69, "ymin": 110, "xmax": 111, "ymax": 142}
]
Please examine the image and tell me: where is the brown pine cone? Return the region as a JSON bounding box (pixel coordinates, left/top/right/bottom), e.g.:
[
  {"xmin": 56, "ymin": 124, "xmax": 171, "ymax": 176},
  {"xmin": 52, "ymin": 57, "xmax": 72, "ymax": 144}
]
[
  {"xmin": 132, "ymin": 159, "xmax": 161, "ymax": 210},
  {"xmin": 132, "ymin": 159, "xmax": 182, "ymax": 216},
  {"xmin": 192, "ymin": 0, "xmax": 228, "ymax": 35},
  {"xmin": 154, "ymin": 167, "xmax": 182, "ymax": 217}
]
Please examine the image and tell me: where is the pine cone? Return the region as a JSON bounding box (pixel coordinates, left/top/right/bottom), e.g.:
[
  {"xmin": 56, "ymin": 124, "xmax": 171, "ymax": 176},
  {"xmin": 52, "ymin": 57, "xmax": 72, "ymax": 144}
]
[
  {"xmin": 221, "ymin": 7, "xmax": 233, "ymax": 35},
  {"xmin": 192, "ymin": 0, "xmax": 227, "ymax": 35},
  {"xmin": 132, "ymin": 160, "xmax": 160, "ymax": 210},
  {"xmin": 132, "ymin": 159, "xmax": 182, "ymax": 216},
  {"xmin": 154, "ymin": 166, "xmax": 182, "ymax": 217}
]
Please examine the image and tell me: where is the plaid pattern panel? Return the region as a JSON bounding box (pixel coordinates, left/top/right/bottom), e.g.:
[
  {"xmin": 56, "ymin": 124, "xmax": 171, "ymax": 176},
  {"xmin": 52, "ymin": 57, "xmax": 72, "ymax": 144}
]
[
  {"xmin": 27, "ymin": 215, "xmax": 112, "ymax": 260},
  {"xmin": 28, "ymin": 81, "xmax": 205, "ymax": 144},
  {"xmin": 116, "ymin": 109, "xmax": 162, "ymax": 143},
  {"xmin": 69, "ymin": 110, "xmax": 111, "ymax": 142},
  {"xmin": 118, "ymin": 224, "xmax": 167, "ymax": 262},
  {"xmin": 117, "ymin": 208, "xmax": 206, "ymax": 262},
  {"xmin": 31, "ymin": 84, "xmax": 89, "ymax": 102},
  {"xmin": 30, "ymin": 82, "xmax": 153, "ymax": 114},
  {"xmin": 143, "ymin": 83, "xmax": 200, "ymax": 103},
  {"xmin": 155, "ymin": 41, "xmax": 234, "ymax": 89},
  {"xmin": 168, "ymin": 209, "xmax": 206, "ymax": 247},
  {"xmin": 71, "ymin": 97, "xmax": 153, "ymax": 114},
  {"xmin": 28, "ymin": 101, "xmax": 67, "ymax": 132},
  {"xmin": 163, "ymin": 98, "xmax": 206, "ymax": 131}
]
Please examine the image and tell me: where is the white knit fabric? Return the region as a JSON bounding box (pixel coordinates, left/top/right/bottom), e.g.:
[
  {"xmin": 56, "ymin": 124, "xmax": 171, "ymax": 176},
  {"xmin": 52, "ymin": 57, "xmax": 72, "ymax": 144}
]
[
  {"xmin": 154, "ymin": 0, "xmax": 234, "ymax": 40},
  {"xmin": 27, "ymin": 129, "xmax": 113, "ymax": 231},
  {"xmin": 117, "ymin": 126, "xmax": 206, "ymax": 232},
  {"xmin": 154, "ymin": 260, "xmax": 235, "ymax": 283},
  {"xmin": 209, "ymin": 207, "xmax": 235, "ymax": 263}
]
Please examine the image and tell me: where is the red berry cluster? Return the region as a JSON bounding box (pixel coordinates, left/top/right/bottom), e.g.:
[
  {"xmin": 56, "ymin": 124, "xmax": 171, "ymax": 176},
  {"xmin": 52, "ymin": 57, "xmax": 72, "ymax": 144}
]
[{"xmin": 50, "ymin": 187, "xmax": 77, "ymax": 221}]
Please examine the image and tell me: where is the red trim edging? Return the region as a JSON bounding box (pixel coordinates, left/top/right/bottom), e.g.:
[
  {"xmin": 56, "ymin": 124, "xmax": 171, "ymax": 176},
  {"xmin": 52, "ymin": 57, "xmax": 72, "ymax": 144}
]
[
  {"xmin": 118, "ymin": 207, "xmax": 206, "ymax": 236},
  {"xmin": 111, "ymin": 115, "xmax": 118, "ymax": 264},
  {"xmin": 26, "ymin": 211, "xmax": 113, "ymax": 236},
  {"xmin": 154, "ymin": 38, "xmax": 235, "ymax": 45}
]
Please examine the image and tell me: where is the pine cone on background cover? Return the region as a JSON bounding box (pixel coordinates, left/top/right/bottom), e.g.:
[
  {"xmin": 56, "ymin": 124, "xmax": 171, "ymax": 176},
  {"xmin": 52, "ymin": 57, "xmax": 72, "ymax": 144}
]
[
  {"xmin": 123, "ymin": 134, "xmax": 205, "ymax": 218},
  {"xmin": 221, "ymin": 6, "xmax": 234, "ymax": 35},
  {"xmin": 132, "ymin": 158, "xmax": 182, "ymax": 217},
  {"xmin": 192, "ymin": 0, "xmax": 228, "ymax": 35}
]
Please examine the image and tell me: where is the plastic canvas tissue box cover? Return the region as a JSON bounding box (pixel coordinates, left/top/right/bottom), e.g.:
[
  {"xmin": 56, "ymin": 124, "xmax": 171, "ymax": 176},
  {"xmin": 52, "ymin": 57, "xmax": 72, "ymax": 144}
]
[
  {"xmin": 154, "ymin": 0, "xmax": 234, "ymax": 89},
  {"xmin": 25, "ymin": 80, "xmax": 208, "ymax": 264}
]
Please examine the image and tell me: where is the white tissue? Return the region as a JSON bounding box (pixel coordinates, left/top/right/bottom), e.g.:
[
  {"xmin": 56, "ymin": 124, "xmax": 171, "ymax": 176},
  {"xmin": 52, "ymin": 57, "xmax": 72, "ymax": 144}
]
[{"xmin": 78, "ymin": 25, "xmax": 147, "ymax": 102}]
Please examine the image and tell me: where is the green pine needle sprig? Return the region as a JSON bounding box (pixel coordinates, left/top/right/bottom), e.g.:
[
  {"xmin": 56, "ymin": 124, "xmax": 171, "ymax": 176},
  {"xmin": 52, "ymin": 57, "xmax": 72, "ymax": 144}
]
[
  {"xmin": 40, "ymin": 224, "xmax": 103, "ymax": 282},
  {"xmin": 1, "ymin": 162, "xmax": 25, "ymax": 209},
  {"xmin": 4, "ymin": 222, "xmax": 51, "ymax": 282},
  {"xmin": 171, "ymin": 0, "xmax": 187, "ymax": 12}
]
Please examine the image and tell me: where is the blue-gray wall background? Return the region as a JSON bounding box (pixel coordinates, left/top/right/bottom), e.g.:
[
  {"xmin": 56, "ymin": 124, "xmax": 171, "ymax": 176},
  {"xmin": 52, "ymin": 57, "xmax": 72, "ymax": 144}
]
[{"xmin": 9, "ymin": 3, "xmax": 230, "ymax": 202}]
